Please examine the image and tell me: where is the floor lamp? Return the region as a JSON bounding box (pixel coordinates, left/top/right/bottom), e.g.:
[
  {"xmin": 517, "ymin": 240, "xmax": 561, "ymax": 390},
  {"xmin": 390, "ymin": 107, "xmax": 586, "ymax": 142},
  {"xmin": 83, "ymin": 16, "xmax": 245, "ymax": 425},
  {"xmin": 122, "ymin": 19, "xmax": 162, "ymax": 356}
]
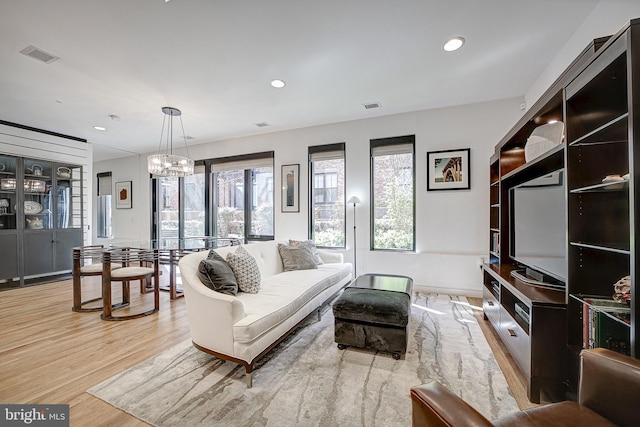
[{"xmin": 347, "ymin": 196, "xmax": 361, "ymax": 277}]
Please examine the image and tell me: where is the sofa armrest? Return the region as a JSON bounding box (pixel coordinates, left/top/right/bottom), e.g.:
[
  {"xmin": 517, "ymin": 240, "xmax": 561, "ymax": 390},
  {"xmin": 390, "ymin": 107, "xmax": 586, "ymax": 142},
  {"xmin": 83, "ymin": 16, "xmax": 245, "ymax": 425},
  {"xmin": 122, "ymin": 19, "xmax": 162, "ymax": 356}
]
[
  {"xmin": 410, "ymin": 382, "xmax": 494, "ymax": 427},
  {"xmin": 318, "ymin": 250, "xmax": 343, "ymax": 264},
  {"xmin": 579, "ymin": 348, "xmax": 640, "ymax": 427},
  {"xmin": 179, "ymin": 252, "xmax": 246, "ymax": 357}
]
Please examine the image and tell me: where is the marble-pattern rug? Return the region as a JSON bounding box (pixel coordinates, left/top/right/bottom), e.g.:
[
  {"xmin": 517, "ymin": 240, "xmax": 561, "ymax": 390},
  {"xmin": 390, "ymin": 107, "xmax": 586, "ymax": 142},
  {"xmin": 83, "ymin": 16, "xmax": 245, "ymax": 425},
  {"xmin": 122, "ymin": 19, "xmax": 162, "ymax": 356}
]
[{"xmin": 88, "ymin": 293, "xmax": 518, "ymax": 426}]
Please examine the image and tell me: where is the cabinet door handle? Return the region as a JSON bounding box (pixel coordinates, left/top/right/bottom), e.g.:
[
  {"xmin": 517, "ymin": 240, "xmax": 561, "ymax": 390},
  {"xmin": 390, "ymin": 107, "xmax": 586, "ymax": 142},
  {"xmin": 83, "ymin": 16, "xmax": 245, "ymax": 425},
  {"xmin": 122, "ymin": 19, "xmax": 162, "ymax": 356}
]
[
  {"xmin": 508, "ymin": 329, "xmax": 516, "ymax": 337},
  {"xmin": 488, "ymin": 301, "xmax": 494, "ymax": 306}
]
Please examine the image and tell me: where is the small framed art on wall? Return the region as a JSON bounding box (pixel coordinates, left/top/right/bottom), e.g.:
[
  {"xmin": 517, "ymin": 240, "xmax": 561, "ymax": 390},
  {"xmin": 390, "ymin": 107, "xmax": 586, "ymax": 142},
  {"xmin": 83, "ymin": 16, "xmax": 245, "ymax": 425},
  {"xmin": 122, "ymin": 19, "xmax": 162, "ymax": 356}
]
[{"xmin": 427, "ymin": 148, "xmax": 470, "ymax": 191}]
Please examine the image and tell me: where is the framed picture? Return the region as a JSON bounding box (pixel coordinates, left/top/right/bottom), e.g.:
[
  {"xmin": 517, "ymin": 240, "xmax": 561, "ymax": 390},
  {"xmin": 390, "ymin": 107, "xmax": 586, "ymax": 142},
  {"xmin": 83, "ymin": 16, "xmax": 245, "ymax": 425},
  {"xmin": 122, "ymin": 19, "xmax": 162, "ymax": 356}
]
[
  {"xmin": 281, "ymin": 164, "xmax": 299, "ymax": 212},
  {"xmin": 427, "ymin": 148, "xmax": 471, "ymax": 191},
  {"xmin": 115, "ymin": 181, "xmax": 132, "ymax": 209}
]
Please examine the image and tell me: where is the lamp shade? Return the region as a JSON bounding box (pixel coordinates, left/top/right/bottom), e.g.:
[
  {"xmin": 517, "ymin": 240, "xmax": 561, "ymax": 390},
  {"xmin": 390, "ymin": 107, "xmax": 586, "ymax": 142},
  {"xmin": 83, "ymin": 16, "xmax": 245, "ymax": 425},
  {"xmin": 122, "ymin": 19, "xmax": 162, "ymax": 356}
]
[
  {"xmin": 148, "ymin": 106, "xmax": 194, "ymax": 177},
  {"xmin": 347, "ymin": 196, "xmax": 361, "ymax": 204},
  {"xmin": 148, "ymin": 153, "xmax": 194, "ymax": 177}
]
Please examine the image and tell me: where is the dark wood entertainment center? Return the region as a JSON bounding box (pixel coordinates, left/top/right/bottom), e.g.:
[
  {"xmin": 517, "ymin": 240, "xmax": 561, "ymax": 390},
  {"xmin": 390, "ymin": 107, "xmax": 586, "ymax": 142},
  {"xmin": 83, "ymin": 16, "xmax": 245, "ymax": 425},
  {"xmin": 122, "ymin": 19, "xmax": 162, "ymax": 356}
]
[{"xmin": 484, "ymin": 18, "xmax": 639, "ymax": 403}]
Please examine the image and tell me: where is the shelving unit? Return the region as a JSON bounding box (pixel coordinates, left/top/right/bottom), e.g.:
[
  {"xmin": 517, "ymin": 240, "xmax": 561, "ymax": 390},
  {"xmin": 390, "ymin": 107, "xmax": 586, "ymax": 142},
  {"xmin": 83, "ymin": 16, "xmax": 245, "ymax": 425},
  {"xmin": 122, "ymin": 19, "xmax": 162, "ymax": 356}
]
[
  {"xmin": 563, "ymin": 23, "xmax": 639, "ymax": 387},
  {"xmin": 481, "ymin": 25, "xmax": 639, "ymax": 402},
  {"xmin": 489, "ymin": 153, "xmax": 500, "ymax": 263},
  {"xmin": 0, "ymin": 154, "xmax": 83, "ymax": 288}
]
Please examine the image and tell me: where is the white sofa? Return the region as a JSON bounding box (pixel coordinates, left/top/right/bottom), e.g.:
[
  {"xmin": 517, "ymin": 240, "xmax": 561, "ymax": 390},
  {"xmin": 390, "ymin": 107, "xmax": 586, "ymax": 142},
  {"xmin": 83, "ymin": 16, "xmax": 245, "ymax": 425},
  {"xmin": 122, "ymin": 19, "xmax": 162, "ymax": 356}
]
[{"xmin": 179, "ymin": 240, "xmax": 353, "ymax": 387}]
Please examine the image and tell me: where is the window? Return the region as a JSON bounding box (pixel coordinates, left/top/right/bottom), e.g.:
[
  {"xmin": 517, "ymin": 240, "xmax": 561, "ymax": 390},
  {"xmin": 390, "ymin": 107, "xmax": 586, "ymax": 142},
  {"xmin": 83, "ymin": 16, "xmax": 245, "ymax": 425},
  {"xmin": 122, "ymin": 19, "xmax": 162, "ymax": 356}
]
[
  {"xmin": 370, "ymin": 136, "xmax": 415, "ymax": 251},
  {"xmin": 158, "ymin": 176, "xmax": 180, "ymax": 244},
  {"xmin": 309, "ymin": 143, "xmax": 345, "ymax": 248},
  {"xmin": 183, "ymin": 167, "xmax": 205, "ymax": 238},
  {"xmin": 212, "ymin": 152, "xmax": 274, "ymax": 241},
  {"xmin": 151, "ymin": 164, "xmax": 206, "ymax": 246},
  {"xmin": 96, "ymin": 172, "xmax": 112, "ymax": 238}
]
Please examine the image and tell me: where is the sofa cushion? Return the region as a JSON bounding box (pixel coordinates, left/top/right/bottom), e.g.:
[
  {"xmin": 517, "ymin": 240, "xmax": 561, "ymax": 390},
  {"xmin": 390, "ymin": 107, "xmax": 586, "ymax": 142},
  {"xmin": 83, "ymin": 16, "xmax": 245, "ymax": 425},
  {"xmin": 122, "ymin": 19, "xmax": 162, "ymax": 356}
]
[
  {"xmin": 289, "ymin": 239, "xmax": 324, "ymax": 265},
  {"xmin": 197, "ymin": 250, "xmax": 238, "ymax": 296},
  {"xmin": 232, "ymin": 263, "xmax": 352, "ymax": 343},
  {"xmin": 278, "ymin": 243, "xmax": 319, "ymax": 271},
  {"xmin": 227, "ymin": 246, "xmax": 261, "ymax": 294}
]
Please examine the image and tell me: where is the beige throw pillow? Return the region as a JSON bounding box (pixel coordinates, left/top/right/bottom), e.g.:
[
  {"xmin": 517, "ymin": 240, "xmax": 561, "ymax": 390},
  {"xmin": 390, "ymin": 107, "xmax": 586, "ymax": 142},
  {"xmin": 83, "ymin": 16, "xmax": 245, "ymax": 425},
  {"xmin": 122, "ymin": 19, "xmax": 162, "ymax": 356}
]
[
  {"xmin": 288, "ymin": 239, "xmax": 324, "ymax": 265},
  {"xmin": 278, "ymin": 243, "xmax": 319, "ymax": 272}
]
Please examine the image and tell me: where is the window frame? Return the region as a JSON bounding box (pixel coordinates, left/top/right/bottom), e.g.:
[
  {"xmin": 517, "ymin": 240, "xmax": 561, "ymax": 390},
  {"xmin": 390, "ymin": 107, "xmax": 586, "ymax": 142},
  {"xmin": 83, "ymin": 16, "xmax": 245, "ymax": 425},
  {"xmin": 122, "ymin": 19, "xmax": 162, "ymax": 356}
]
[
  {"xmin": 150, "ymin": 161, "xmax": 207, "ymax": 242},
  {"xmin": 369, "ymin": 135, "xmax": 416, "ymax": 252},
  {"xmin": 210, "ymin": 151, "xmax": 275, "ymax": 242},
  {"xmin": 96, "ymin": 171, "xmax": 112, "ymax": 238},
  {"xmin": 308, "ymin": 143, "xmax": 346, "ymax": 249}
]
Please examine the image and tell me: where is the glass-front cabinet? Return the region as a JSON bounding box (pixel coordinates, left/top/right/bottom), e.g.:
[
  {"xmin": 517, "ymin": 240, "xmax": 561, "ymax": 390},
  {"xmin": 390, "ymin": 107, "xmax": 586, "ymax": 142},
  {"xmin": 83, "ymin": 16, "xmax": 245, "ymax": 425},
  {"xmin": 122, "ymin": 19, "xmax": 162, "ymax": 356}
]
[
  {"xmin": 0, "ymin": 155, "xmax": 19, "ymax": 284},
  {"xmin": 23, "ymin": 159, "xmax": 52, "ymax": 230},
  {"xmin": 0, "ymin": 155, "xmax": 83, "ymax": 288},
  {"xmin": 0, "ymin": 155, "xmax": 18, "ymax": 230}
]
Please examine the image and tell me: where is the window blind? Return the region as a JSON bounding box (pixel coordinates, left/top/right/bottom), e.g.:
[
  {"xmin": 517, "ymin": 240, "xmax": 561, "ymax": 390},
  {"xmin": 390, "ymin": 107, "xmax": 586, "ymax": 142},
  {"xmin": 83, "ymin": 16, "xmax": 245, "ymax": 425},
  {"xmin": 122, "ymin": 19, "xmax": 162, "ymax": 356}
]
[
  {"xmin": 310, "ymin": 150, "xmax": 344, "ymax": 161},
  {"xmin": 210, "ymin": 152, "xmax": 274, "ymax": 173},
  {"xmin": 371, "ymin": 143, "xmax": 413, "ymax": 157},
  {"xmin": 97, "ymin": 172, "xmax": 112, "ymax": 196}
]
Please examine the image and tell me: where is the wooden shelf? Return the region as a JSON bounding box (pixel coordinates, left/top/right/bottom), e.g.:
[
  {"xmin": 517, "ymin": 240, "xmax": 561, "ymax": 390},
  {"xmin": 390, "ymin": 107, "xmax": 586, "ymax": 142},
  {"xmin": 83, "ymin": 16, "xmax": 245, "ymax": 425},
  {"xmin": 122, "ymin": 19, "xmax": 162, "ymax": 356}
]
[
  {"xmin": 570, "ymin": 179, "xmax": 628, "ymax": 193},
  {"xmin": 570, "ymin": 294, "xmax": 631, "ymax": 328},
  {"xmin": 569, "ymin": 113, "xmax": 628, "ymax": 146},
  {"xmin": 569, "ymin": 241, "xmax": 630, "ymax": 255},
  {"xmin": 501, "ymin": 144, "xmax": 564, "ymax": 184}
]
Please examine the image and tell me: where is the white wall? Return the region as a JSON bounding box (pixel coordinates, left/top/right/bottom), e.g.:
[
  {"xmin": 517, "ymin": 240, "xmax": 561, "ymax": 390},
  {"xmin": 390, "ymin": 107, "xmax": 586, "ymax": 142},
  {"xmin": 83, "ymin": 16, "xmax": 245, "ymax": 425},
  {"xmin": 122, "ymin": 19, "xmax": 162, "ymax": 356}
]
[
  {"xmin": 526, "ymin": 1, "xmax": 640, "ymax": 108},
  {"xmin": 93, "ymin": 154, "xmax": 149, "ymax": 245},
  {"xmin": 94, "ymin": 97, "xmax": 523, "ymax": 296}
]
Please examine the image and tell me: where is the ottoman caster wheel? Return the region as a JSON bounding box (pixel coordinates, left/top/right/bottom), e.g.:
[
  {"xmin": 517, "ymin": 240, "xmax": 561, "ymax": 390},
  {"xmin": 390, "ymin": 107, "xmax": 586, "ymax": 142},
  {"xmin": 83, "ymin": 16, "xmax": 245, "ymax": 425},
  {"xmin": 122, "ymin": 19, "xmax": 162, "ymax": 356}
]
[
  {"xmin": 392, "ymin": 352, "xmax": 401, "ymax": 360},
  {"xmin": 337, "ymin": 344, "xmax": 348, "ymax": 350}
]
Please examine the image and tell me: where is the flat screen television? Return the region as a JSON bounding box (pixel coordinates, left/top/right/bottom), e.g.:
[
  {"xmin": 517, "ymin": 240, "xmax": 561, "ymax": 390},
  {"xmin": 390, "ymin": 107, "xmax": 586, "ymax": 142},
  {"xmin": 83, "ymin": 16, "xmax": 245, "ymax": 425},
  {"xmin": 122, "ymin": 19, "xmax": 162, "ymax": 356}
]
[{"xmin": 509, "ymin": 169, "xmax": 567, "ymax": 288}]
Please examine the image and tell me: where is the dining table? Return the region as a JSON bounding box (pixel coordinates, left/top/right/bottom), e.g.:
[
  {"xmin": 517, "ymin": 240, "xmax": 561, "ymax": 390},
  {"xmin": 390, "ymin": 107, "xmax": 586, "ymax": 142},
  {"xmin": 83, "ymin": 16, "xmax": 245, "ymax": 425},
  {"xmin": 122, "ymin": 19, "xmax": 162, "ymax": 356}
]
[{"xmin": 108, "ymin": 236, "xmax": 241, "ymax": 299}]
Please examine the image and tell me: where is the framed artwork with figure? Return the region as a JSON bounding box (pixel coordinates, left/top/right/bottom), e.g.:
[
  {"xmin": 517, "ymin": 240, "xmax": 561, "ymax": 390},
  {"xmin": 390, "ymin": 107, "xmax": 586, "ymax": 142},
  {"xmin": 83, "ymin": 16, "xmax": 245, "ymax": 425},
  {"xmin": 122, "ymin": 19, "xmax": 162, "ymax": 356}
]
[
  {"xmin": 281, "ymin": 164, "xmax": 299, "ymax": 212},
  {"xmin": 115, "ymin": 181, "xmax": 132, "ymax": 209}
]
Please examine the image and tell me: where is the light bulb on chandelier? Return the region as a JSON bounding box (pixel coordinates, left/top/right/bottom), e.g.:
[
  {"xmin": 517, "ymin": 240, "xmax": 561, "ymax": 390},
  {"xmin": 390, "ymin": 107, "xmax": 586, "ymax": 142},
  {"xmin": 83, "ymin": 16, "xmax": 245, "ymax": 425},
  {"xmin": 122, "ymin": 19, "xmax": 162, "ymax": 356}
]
[{"xmin": 147, "ymin": 106, "xmax": 195, "ymax": 177}]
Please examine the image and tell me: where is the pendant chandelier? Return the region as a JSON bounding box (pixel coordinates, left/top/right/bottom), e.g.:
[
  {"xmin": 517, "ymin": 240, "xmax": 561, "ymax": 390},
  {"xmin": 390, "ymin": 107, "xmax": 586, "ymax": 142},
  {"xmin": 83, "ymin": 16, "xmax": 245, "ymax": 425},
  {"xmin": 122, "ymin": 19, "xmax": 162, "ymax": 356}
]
[{"xmin": 147, "ymin": 106, "xmax": 194, "ymax": 177}]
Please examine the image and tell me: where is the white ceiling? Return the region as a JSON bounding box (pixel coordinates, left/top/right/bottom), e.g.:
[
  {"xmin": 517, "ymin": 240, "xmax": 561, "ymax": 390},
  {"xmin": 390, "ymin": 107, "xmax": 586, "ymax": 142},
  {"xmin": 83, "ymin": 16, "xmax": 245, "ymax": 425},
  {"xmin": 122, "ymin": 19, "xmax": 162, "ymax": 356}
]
[{"xmin": 0, "ymin": 0, "xmax": 601, "ymax": 161}]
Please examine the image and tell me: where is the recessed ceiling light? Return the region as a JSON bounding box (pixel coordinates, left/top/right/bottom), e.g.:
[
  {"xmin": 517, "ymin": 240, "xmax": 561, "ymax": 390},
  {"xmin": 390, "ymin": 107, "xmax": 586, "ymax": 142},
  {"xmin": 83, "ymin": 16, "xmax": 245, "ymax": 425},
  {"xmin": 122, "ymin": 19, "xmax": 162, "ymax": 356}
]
[
  {"xmin": 270, "ymin": 79, "xmax": 286, "ymax": 88},
  {"xmin": 93, "ymin": 126, "xmax": 106, "ymax": 131},
  {"xmin": 443, "ymin": 37, "xmax": 465, "ymax": 52}
]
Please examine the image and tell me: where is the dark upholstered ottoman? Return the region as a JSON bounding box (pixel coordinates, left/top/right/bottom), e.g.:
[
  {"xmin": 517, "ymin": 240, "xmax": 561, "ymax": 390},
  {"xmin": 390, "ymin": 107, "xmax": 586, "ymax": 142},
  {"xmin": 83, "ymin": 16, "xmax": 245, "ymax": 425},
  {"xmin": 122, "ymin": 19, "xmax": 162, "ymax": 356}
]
[{"xmin": 333, "ymin": 274, "xmax": 413, "ymax": 359}]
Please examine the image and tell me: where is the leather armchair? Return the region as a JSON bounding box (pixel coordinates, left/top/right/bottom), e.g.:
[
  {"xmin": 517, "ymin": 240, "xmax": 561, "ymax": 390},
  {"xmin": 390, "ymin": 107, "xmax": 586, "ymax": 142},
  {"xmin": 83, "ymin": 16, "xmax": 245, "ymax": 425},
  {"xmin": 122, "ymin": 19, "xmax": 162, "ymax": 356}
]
[{"xmin": 411, "ymin": 348, "xmax": 640, "ymax": 427}]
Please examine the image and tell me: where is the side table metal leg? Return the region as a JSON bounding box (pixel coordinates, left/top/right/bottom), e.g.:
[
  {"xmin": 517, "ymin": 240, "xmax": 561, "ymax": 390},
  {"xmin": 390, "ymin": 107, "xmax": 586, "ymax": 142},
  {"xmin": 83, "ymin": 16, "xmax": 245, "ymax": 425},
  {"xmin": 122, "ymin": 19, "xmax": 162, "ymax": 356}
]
[{"xmin": 170, "ymin": 251, "xmax": 176, "ymax": 300}]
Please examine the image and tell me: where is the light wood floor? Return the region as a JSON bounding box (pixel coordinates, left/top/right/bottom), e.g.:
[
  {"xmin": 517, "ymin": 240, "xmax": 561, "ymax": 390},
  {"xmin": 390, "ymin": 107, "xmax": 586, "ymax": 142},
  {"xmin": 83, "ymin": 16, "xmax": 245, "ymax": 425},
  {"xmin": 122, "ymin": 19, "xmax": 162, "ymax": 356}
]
[{"xmin": 0, "ymin": 280, "xmax": 536, "ymax": 426}]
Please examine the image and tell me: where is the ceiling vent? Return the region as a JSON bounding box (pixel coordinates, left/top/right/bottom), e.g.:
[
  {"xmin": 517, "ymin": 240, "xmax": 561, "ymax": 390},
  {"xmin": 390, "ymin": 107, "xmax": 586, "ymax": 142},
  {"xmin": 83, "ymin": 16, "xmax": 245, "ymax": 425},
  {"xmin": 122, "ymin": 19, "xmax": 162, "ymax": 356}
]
[
  {"xmin": 363, "ymin": 102, "xmax": 381, "ymax": 110},
  {"xmin": 255, "ymin": 122, "xmax": 270, "ymax": 128},
  {"xmin": 20, "ymin": 45, "xmax": 60, "ymax": 64}
]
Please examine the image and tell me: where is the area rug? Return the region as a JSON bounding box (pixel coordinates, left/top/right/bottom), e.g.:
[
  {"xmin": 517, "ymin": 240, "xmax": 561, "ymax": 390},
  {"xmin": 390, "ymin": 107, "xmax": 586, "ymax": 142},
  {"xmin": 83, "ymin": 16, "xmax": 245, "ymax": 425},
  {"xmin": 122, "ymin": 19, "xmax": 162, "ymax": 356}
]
[{"xmin": 88, "ymin": 293, "xmax": 518, "ymax": 426}]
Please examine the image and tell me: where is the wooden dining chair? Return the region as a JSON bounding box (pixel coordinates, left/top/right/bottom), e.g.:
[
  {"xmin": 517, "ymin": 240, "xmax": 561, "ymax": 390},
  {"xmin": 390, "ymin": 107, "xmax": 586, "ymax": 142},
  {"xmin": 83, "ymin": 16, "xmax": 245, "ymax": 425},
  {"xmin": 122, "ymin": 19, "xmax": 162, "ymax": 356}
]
[
  {"xmin": 101, "ymin": 247, "xmax": 160, "ymax": 321},
  {"xmin": 72, "ymin": 245, "xmax": 122, "ymax": 312}
]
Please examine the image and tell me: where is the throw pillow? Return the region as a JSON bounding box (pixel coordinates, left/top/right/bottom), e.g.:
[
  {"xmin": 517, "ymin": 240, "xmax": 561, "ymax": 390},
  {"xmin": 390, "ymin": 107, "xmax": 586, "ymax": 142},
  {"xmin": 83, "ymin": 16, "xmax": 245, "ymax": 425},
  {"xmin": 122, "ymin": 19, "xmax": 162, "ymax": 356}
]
[
  {"xmin": 289, "ymin": 239, "xmax": 324, "ymax": 265},
  {"xmin": 278, "ymin": 243, "xmax": 319, "ymax": 272},
  {"xmin": 226, "ymin": 246, "xmax": 261, "ymax": 294},
  {"xmin": 197, "ymin": 250, "xmax": 238, "ymax": 296}
]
